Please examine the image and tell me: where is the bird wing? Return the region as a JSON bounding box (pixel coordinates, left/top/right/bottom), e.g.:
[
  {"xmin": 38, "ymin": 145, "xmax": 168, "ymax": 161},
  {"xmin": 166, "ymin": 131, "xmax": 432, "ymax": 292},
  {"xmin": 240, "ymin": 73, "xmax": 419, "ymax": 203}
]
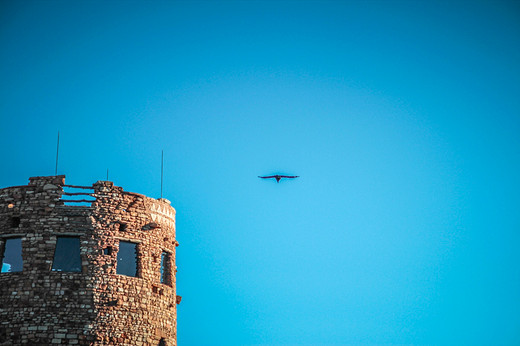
[
  {"xmin": 258, "ymin": 176, "xmax": 276, "ymax": 179},
  {"xmin": 280, "ymin": 175, "xmax": 299, "ymax": 178}
]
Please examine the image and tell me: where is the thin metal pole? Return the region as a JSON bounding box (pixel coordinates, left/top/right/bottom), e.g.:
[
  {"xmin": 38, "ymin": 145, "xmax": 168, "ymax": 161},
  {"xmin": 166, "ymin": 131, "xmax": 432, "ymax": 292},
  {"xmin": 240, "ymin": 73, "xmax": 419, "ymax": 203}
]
[
  {"xmin": 55, "ymin": 131, "xmax": 60, "ymax": 175},
  {"xmin": 107, "ymin": 169, "xmax": 109, "ymax": 181},
  {"xmin": 161, "ymin": 150, "xmax": 164, "ymax": 199}
]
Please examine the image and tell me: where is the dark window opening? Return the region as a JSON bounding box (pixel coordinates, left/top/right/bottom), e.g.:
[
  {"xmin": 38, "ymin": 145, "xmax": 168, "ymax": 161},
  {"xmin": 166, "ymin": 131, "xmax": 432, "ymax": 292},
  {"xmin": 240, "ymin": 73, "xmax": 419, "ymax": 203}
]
[
  {"xmin": 103, "ymin": 246, "xmax": 113, "ymax": 255},
  {"xmin": 118, "ymin": 222, "xmax": 128, "ymax": 232},
  {"xmin": 1, "ymin": 238, "xmax": 23, "ymax": 273},
  {"xmin": 160, "ymin": 251, "xmax": 171, "ymax": 285},
  {"xmin": 11, "ymin": 217, "xmax": 21, "ymax": 228},
  {"xmin": 142, "ymin": 222, "xmax": 158, "ymax": 231},
  {"xmin": 52, "ymin": 237, "xmax": 81, "ymax": 272},
  {"xmin": 158, "ymin": 338, "xmax": 166, "ymax": 346},
  {"xmin": 106, "ymin": 299, "xmax": 118, "ymax": 306},
  {"xmin": 116, "ymin": 241, "xmax": 138, "ymax": 277}
]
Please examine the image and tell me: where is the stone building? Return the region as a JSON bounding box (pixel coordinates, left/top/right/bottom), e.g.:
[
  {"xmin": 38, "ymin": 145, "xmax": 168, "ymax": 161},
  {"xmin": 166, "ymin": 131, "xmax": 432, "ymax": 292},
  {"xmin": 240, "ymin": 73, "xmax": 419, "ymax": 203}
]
[{"xmin": 0, "ymin": 176, "xmax": 180, "ymax": 345}]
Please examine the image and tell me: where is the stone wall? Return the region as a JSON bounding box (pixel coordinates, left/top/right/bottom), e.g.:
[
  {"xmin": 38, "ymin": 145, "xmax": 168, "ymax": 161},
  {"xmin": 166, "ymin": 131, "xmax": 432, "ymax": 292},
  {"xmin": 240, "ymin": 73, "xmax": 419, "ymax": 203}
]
[{"xmin": 0, "ymin": 176, "xmax": 179, "ymax": 345}]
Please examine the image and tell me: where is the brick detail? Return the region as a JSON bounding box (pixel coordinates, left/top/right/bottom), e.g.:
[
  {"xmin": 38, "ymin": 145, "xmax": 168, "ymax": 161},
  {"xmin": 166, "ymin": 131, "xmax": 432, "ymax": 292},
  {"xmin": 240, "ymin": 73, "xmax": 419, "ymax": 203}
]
[{"xmin": 0, "ymin": 176, "xmax": 178, "ymax": 345}]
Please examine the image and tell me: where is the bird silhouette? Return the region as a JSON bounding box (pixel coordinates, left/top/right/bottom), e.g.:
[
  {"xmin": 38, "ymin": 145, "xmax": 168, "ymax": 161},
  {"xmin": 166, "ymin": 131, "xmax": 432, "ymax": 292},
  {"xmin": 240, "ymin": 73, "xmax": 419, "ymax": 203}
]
[{"xmin": 258, "ymin": 175, "xmax": 299, "ymax": 183}]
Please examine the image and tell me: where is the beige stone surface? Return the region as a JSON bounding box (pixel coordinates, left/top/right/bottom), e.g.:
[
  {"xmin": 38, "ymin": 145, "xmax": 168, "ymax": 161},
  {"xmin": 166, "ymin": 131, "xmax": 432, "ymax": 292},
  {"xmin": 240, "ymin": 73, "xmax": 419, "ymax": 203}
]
[{"xmin": 0, "ymin": 176, "xmax": 178, "ymax": 345}]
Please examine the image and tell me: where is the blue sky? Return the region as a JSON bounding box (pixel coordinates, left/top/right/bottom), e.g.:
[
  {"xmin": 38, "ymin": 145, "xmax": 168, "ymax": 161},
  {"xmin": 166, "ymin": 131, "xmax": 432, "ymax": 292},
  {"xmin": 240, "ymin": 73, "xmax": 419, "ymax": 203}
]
[{"xmin": 1, "ymin": 0, "xmax": 519, "ymax": 345}]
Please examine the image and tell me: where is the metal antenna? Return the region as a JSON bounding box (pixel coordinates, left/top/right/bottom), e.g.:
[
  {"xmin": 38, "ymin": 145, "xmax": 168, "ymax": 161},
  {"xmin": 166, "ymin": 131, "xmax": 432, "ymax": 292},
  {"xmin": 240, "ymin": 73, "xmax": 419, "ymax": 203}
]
[
  {"xmin": 107, "ymin": 169, "xmax": 109, "ymax": 181},
  {"xmin": 55, "ymin": 131, "xmax": 60, "ymax": 175},
  {"xmin": 161, "ymin": 150, "xmax": 164, "ymax": 199}
]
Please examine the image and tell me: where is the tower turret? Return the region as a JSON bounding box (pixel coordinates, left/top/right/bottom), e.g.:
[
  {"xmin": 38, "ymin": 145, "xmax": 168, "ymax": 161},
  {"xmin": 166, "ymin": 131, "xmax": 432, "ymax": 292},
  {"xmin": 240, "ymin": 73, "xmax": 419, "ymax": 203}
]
[{"xmin": 0, "ymin": 176, "xmax": 179, "ymax": 345}]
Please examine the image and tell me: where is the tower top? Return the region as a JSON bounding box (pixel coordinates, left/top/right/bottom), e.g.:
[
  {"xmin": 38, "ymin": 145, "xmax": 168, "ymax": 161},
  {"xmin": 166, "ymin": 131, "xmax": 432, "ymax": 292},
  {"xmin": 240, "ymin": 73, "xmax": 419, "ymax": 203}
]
[{"xmin": 0, "ymin": 175, "xmax": 179, "ymax": 345}]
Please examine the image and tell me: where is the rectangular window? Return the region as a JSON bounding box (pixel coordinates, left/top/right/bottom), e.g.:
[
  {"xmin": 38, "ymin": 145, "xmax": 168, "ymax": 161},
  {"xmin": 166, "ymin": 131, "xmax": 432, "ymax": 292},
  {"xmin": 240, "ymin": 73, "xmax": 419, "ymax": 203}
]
[
  {"xmin": 103, "ymin": 246, "xmax": 113, "ymax": 255},
  {"xmin": 11, "ymin": 217, "xmax": 21, "ymax": 228},
  {"xmin": 52, "ymin": 237, "xmax": 81, "ymax": 272},
  {"xmin": 160, "ymin": 251, "xmax": 171, "ymax": 285},
  {"xmin": 117, "ymin": 241, "xmax": 138, "ymax": 277},
  {"xmin": 1, "ymin": 238, "xmax": 23, "ymax": 273}
]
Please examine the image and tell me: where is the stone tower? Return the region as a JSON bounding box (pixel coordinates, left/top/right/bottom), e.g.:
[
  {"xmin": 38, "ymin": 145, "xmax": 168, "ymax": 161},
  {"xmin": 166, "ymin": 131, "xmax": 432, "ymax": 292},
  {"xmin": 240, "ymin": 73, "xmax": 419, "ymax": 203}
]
[{"xmin": 0, "ymin": 176, "xmax": 180, "ymax": 345}]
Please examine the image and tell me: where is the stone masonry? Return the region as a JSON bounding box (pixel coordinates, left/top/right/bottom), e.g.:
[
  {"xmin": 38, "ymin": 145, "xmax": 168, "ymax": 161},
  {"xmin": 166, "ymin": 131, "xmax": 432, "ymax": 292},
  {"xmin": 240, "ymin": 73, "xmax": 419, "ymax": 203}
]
[{"xmin": 0, "ymin": 176, "xmax": 180, "ymax": 345}]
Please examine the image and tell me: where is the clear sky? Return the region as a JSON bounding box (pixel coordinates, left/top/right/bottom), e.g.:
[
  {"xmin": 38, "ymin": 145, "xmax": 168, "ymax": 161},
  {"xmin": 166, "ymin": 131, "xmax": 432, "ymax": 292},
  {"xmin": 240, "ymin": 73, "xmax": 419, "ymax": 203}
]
[{"xmin": 1, "ymin": 1, "xmax": 519, "ymax": 345}]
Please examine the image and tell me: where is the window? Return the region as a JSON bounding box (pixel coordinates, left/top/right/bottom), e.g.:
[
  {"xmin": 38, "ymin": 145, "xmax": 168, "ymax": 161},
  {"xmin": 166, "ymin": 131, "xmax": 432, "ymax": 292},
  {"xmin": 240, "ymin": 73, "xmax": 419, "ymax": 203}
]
[
  {"xmin": 117, "ymin": 241, "xmax": 137, "ymax": 277},
  {"xmin": 11, "ymin": 217, "xmax": 21, "ymax": 228},
  {"xmin": 160, "ymin": 251, "xmax": 171, "ymax": 285},
  {"xmin": 103, "ymin": 246, "xmax": 113, "ymax": 255},
  {"xmin": 158, "ymin": 338, "xmax": 166, "ymax": 346},
  {"xmin": 1, "ymin": 238, "xmax": 23, "ymax": 273},
  {"xmin": 52, "ymin": 237, "xmax": 81, "ymax": 272}
]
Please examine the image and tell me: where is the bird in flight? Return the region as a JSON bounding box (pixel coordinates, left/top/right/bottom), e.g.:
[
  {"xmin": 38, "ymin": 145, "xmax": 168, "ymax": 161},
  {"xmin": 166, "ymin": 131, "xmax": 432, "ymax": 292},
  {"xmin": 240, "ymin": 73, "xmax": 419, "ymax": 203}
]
[{"xmin": 258, "ymin": 175, "xmax": 299, "ymax": 183}]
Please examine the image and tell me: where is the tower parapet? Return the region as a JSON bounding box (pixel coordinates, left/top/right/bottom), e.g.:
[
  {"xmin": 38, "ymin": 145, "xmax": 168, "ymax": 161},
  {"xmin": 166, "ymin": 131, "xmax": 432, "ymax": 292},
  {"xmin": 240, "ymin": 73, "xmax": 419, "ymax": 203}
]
[{"xmin": 0, "ymin": 176, "xmax": 179, "ymax": 345}]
